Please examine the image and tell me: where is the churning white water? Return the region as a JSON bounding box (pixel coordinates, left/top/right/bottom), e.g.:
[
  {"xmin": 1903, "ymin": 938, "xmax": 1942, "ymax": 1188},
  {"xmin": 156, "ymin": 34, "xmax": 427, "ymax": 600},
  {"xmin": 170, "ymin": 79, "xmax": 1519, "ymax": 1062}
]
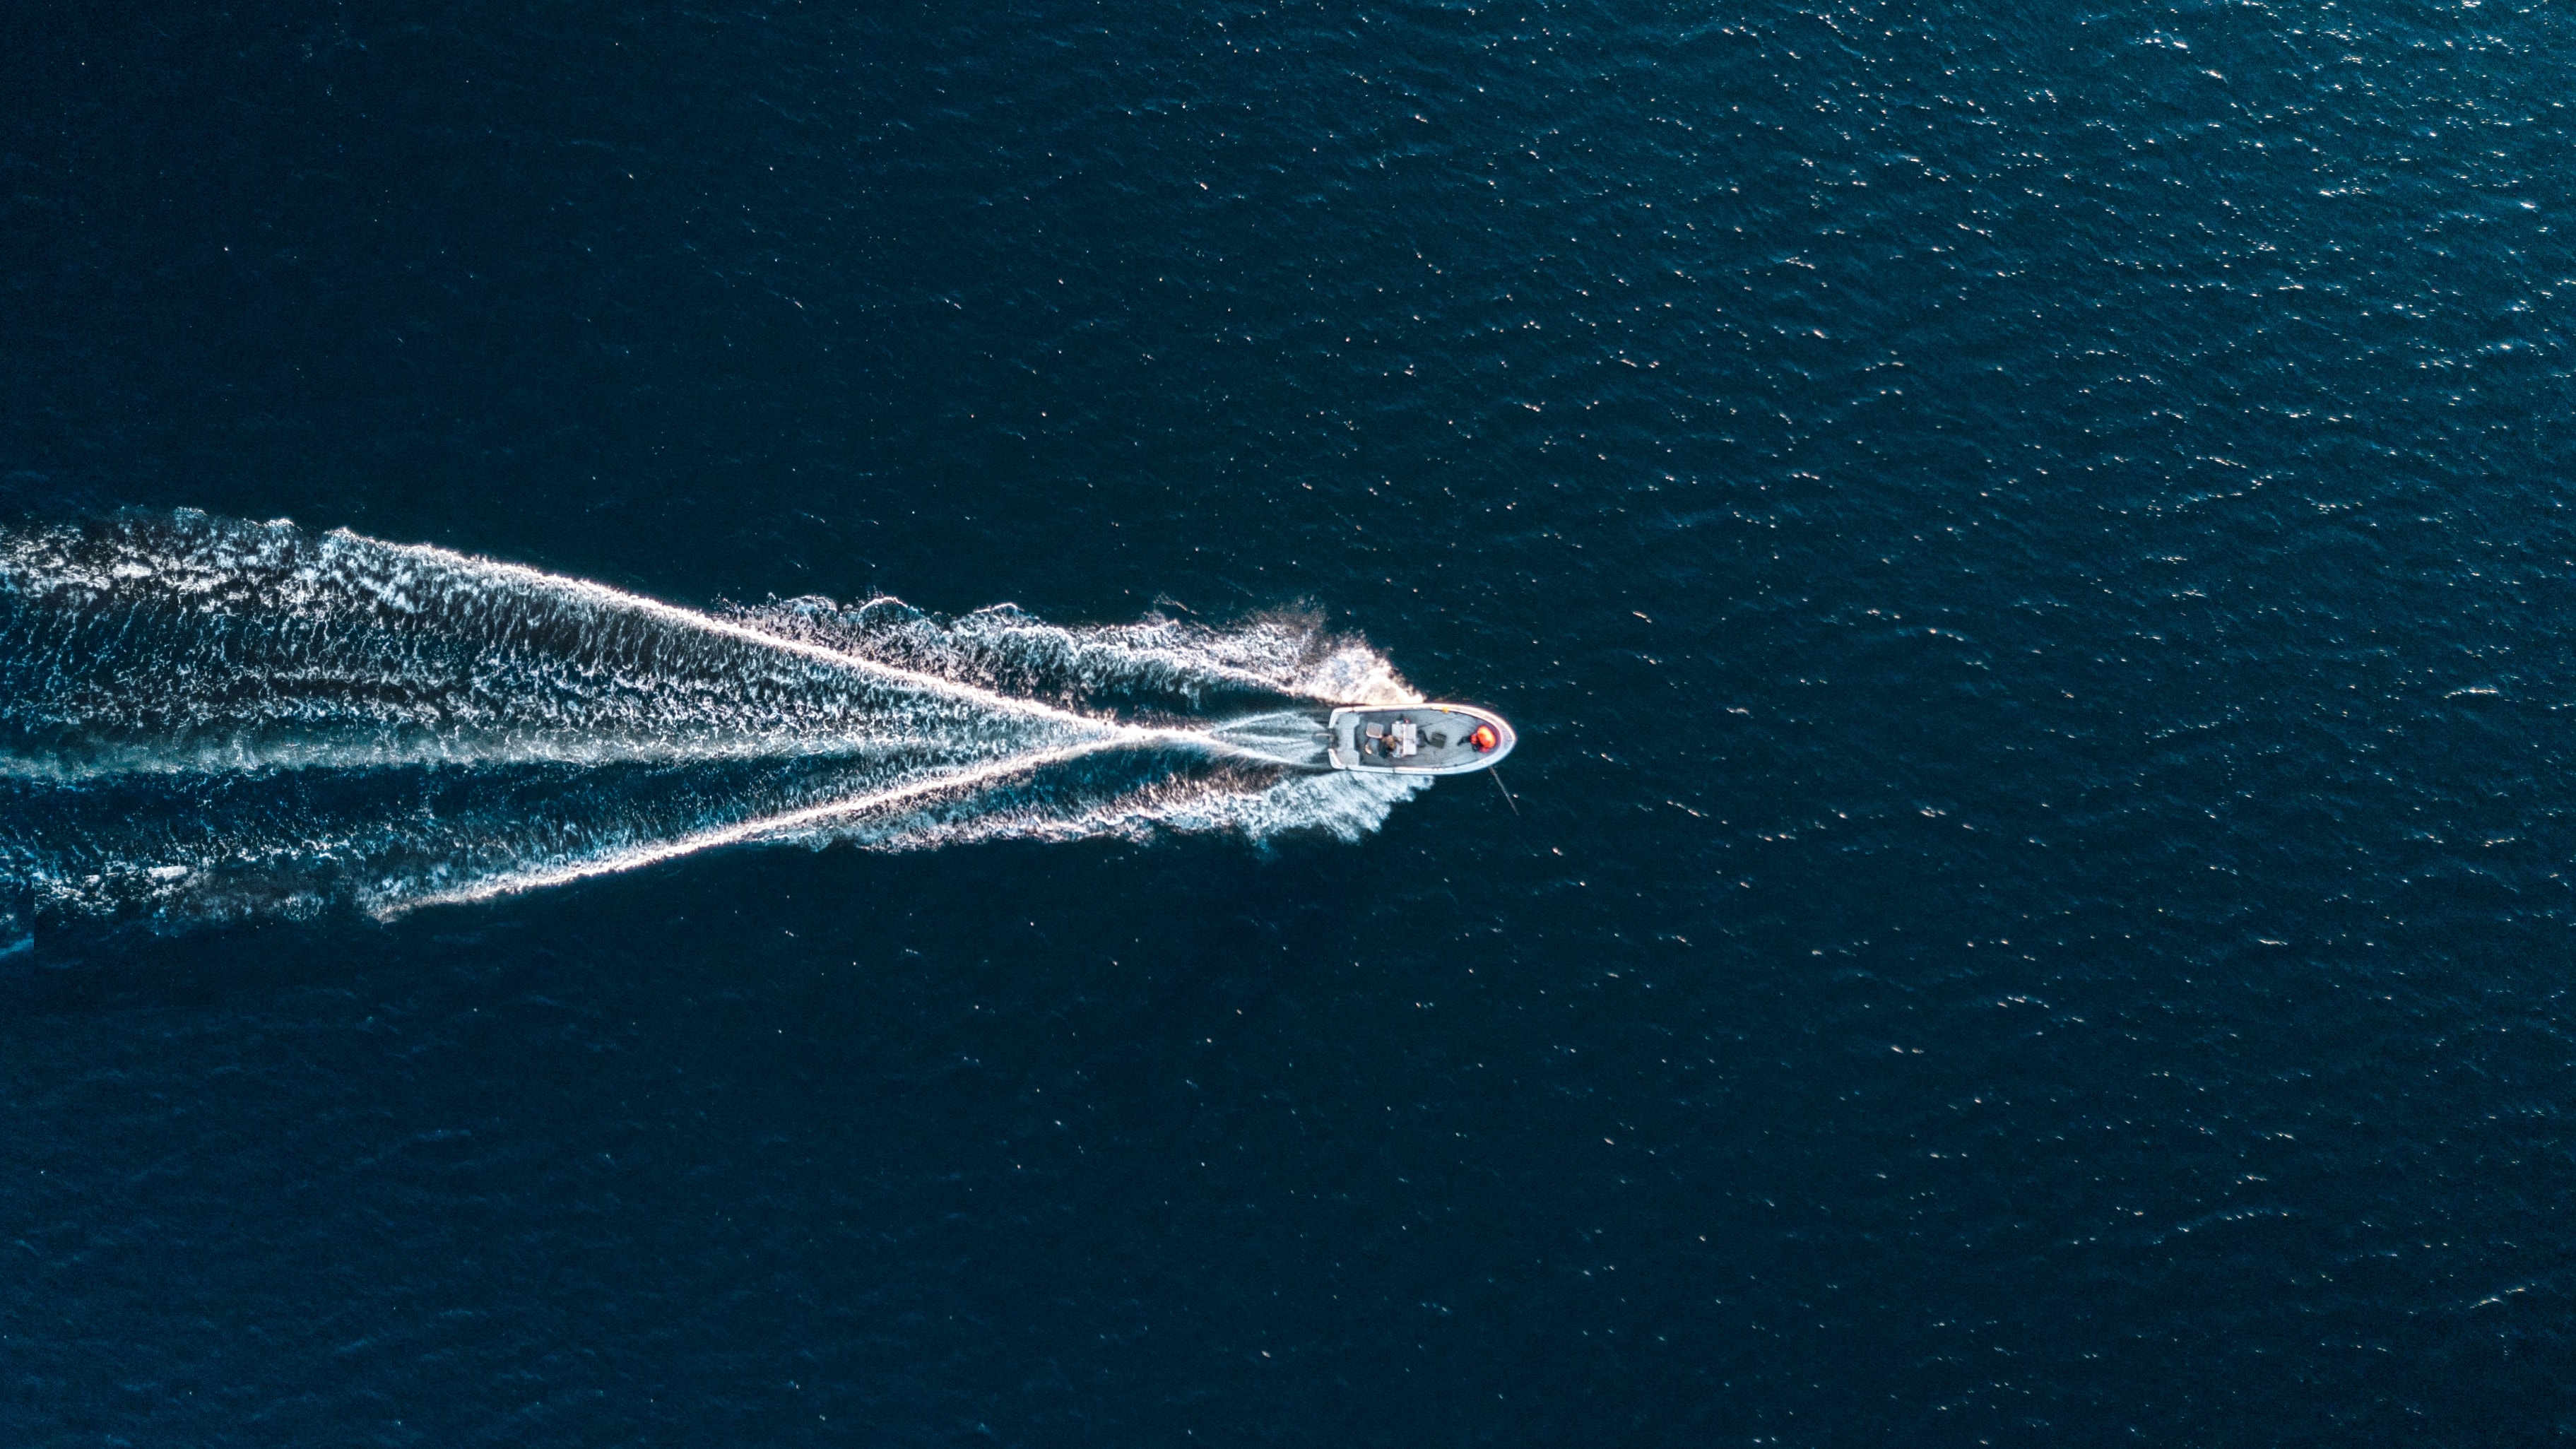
[{"xmin": 0, "ymin": 511, "xmax": 1426, "ymax": 925}]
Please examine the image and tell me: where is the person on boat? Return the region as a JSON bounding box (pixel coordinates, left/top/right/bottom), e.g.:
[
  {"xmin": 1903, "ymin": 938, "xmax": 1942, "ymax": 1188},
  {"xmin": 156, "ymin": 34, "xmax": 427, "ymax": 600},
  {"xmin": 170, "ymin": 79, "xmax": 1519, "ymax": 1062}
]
[{"xmin": 1472, "ymin": 723, "xmax": 1499, "ymax": 752}]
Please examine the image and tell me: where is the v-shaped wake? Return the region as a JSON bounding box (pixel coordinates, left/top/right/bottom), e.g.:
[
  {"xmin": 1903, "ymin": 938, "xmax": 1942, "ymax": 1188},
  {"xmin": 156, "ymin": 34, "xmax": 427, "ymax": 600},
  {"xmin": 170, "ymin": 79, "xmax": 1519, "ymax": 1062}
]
[{"xmin": 0, "ymin": 511, "xmax": 1426, "ymax": 928}]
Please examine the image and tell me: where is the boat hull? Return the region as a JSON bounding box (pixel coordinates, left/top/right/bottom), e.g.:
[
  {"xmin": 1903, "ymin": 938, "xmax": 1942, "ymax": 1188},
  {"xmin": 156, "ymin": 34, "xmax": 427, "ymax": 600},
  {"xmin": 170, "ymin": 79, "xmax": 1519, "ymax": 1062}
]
[{"xmin": 1325, "ymin": 703, "xmax": 1516, "ymax": 775}]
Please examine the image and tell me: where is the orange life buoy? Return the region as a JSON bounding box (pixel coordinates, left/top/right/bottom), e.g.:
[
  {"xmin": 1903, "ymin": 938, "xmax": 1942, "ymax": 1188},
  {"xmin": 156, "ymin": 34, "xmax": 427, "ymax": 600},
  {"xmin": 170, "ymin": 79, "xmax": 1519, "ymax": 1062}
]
[{"xmin": 1472, "ymin": 724, "xmax": 1499, "ymax": 752}]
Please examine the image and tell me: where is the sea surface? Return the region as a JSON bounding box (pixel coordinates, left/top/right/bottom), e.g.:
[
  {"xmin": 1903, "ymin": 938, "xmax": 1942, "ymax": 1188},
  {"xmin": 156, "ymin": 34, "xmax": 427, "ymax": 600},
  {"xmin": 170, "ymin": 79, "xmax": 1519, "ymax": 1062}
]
[{"xmin": 5, "ymin": 0, "xmax": 2572, "ymax": 1443}]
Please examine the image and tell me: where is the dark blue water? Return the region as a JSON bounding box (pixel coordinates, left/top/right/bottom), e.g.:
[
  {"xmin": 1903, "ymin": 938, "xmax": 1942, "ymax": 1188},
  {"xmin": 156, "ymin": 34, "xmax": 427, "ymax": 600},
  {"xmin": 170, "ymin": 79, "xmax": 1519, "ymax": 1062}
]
[{"xmin": 7, "ymin": 1, "xmax": 2572, "ymax": 1441}]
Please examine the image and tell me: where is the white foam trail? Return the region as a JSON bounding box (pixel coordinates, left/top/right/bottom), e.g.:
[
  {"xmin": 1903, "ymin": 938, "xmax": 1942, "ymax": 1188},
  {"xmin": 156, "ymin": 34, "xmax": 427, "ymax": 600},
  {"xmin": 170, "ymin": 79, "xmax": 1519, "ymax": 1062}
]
[
  {"xmin": 0, "ymin": 511, "xmax": 1436, "ymax": 926},
  {"xmin": 354, "ymin": 534, "xmax": 1112, "ymax": 731},
  {"xmin": 382, "ymin": 735, "xmax": 1142, "ymax": 916},
  {"xmin": 1203, "ymin": 709, "xmax": 1338, "ymax": 769},
  {"xmin": 737, "ymin": 596, "xmax": 1419, "ymax": 711},
  {"xmin": 378, "ymin": 723, "xmax": 1330, "ymax": 916}
]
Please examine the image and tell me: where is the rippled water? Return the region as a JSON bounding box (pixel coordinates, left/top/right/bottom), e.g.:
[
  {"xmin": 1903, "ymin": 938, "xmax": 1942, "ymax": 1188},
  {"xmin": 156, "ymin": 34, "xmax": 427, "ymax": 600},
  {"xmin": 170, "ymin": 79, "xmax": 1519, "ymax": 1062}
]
[{"xmin": 6, "ymin": 0, "xmax": 2571, "ymax": 1443}]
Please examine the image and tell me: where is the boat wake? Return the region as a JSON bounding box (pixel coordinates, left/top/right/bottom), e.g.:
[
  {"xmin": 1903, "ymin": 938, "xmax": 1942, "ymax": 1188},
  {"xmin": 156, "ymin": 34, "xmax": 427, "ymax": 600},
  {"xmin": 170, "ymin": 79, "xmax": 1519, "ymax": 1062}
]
[{"xmin": 0, "ymin": 511, "xmax": 1426, "ymax": 928}]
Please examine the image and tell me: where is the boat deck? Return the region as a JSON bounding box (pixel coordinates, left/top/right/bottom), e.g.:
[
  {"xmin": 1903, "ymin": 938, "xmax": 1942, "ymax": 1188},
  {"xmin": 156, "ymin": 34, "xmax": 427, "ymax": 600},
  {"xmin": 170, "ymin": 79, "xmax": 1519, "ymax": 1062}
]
[{"xmin": 1327, "ymin": 704, "xmax": 1514, "ymax": 775}]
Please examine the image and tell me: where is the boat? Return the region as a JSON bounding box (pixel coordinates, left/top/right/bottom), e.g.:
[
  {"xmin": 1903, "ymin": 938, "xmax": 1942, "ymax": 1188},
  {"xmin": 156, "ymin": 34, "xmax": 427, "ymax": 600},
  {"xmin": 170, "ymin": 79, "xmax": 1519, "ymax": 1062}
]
[{"xmin": 1324, "ymin": 703, "xmax": 1516, "ymax": 775}]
